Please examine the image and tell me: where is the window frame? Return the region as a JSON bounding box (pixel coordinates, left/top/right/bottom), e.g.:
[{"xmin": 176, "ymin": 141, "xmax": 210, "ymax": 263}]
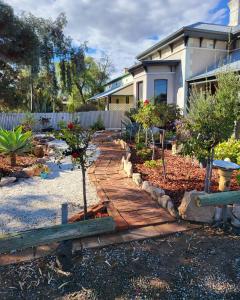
[{"xmin": 136, "ymin": 81, "xmax": 143, "ymax": 102}]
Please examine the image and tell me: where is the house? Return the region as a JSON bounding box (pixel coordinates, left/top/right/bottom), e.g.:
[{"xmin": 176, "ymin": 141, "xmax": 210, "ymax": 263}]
[{"xmin": 91, "ymin": 0, "xmax": 240, "ymax": 113}]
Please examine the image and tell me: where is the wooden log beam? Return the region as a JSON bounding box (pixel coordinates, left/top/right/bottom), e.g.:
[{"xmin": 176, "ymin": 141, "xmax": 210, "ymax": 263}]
[
  {"xmin": 0, "ymin": 217, "xmax": 115, "ymax": 254},
  {"xmin": 197, "ymin": 191, "xmax": 240, "ymax": 207}
]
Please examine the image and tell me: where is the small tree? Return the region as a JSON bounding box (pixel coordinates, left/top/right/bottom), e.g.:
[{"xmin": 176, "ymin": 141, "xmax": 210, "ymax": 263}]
[
  {"xmin": 54, "ymin": 122, "xmax": 92, "ymax": 218},
  {"xmin": 180, "ymin": 71, "xmax": 240, "ymax": 192},
  {"xmin": 133, "ymin": 100, "xmax": 160, "ymax": 159}
]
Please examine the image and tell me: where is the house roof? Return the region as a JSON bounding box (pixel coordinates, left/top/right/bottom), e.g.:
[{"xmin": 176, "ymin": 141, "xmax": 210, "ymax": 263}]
[
  {"xmin": 136, "ymin": 22, "xmax": 236, "ymax": 60},
  {"xmin": 89, "ymin": 82, "xmax": 133, "ymax": 100},
  {"xmin": 105, "ymin": 72, "xmax": 130, "ymax": 86},
  {"xmin": 188, "ymin": 50, "xmax": 240, "ymax": 82},
  {"xmin": 128, "ymin": 60, "xmax": 180, "ymax": 73}
]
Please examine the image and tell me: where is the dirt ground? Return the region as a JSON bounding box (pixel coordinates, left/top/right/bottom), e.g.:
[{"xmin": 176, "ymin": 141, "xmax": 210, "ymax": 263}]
[
  {"xmin": 0, "ymin": 227, "xmax": 240, "ymax": 300},
  {"xmin": 131, "ymin": 148, "xmax": 240, "ymax": 206}
]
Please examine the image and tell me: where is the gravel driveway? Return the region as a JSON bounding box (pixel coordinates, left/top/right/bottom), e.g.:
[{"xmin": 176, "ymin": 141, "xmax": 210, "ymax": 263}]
[{"xmin": 0, "ymin": 140, "xmax": 100, "ymax": 234}]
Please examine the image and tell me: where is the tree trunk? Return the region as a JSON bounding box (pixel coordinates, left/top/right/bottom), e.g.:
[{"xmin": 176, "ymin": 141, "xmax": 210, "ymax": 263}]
[
  {"xmin": 151, "ymin": 129, "xmax": 155, "ymax": 160},
  {"xmin": 235, "ymin": 120, "xmax": 240, "ymax": 139},
  {"xmin": 8, "ymin": 153, "xmax": 16, "ymax": 166},
  {"xmin": 81, "ymin": 160, "xmax": 88, "ymax": 220}
]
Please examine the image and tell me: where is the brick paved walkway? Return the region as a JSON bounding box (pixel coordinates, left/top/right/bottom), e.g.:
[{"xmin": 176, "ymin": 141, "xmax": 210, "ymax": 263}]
[{"xmin": 89, "ymin": 134, "xmax": 176, "ymax": 231}]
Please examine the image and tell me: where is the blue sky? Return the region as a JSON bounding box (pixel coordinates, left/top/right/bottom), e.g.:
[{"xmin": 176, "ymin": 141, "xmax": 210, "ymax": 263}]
[{"xmin": 7, "ymin": 0, "xmax": 232, "ymax": 76}]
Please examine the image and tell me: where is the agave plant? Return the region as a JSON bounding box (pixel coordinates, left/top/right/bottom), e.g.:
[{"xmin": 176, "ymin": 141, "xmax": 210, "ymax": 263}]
[{"xmin": 0, "ymin": 127, "xmax": 32, "ymax": 166}]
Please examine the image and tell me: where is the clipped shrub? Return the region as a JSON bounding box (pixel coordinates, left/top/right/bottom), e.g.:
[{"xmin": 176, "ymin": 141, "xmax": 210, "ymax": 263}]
[
  {"xmin": 91, "ymin": 116, "xmax": 105, "ymax": 131},
  {"xmin": 215, "ymin": 138, "xmax": 240, "ymax": 164},
  {"xmin": 144, "ymin": 159, "xmax": 162, "ymax": 168}
]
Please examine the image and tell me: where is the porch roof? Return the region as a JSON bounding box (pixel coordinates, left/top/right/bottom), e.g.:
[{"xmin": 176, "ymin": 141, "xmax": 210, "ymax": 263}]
[
  {"xmin": 188, "ymin": 50, "xmax": 240, "ymax": 83},
  {"xmin": 89, "ymin": 83, "xmax": 133, "ymax": 100}
]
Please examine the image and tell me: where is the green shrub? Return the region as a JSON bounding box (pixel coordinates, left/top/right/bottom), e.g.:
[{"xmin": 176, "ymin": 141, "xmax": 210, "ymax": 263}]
[
  {"xmin": 144, "ymin": 159, "xmax": 162, "ymax": 168},
  {"xmin": 136, "ymin": 142, "xmax": 145, "ymax": 150},
  {"xmin": 137, "ymin": 148, "xmax": 152, "ymax": 160},
  {"xmin": 215, "ymin": 138, "xmax": 240, "ymax": 164},
  {"xmin": 0, "ymin": 126, "xmax": 32, "ymax": 166},
  {"xmin": 91, "ymin": 116, "xmax": 105, "ymax": 131}
]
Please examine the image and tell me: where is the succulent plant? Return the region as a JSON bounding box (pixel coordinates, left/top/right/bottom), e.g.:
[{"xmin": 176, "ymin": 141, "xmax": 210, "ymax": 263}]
[{"xmin": 0, "ymin": 127, "xmax": 32, "ymax": 166}]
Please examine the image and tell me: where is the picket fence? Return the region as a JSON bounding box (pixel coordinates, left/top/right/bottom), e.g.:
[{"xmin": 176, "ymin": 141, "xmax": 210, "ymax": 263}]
[{"xmin": 0, "ymin": 111, "xmax": 127, "ymax": 130}]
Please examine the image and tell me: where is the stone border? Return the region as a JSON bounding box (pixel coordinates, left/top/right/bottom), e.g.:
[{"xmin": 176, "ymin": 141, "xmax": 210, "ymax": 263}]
[{"xmin": 116, "ymin": 139, "xmax": 178, "ymax": 218}]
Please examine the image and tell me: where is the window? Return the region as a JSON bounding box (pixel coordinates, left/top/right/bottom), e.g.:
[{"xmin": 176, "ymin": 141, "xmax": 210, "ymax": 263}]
[
  {"xmin": 137, "ymin": 81, "xmax": 143, "ymax": 102},
  {"xmin": 116, "ymin": 98, "xmax": 119, "ymax": 104},
  {"xmin": 126, "ymin": 96, "xmax": 130, "ymax": 104},
  {"xmin": 154, "ymin": 79, "xmax": 168, "ymax": 104}
]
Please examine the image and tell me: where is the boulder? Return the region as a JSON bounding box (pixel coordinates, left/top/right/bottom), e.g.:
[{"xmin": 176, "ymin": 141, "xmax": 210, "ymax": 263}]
[
  {"xmin": 132, "ymin": 173, "xmax": 142, "ymax": 186},
  {"xmin": 231, "ymin": 204, "xmax": 240, "ymax": 228},
  {"xmin": 125, "ymin": 161, "xmax": 133, "ymax": 178},
  {"xmin": 158, "ymin": 195, "xmax": 178, "ymax": 218},
  {"xmin": 142, "ymin": 181, "xmax": 165, "ymax": 199},
  {"xmin": 158, "ymin": 195, "xmax": 171, "ymax": 209},
  {"xmin": 0, "ymin": 177, "xmax": 17, "ymax": 187},
  {"xmin": 178, "ymin": 191, "xmax": 215, "ymax": 223}
]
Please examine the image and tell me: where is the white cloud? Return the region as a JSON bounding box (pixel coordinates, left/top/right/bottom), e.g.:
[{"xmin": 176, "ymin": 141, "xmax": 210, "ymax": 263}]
[{"xmin": 6, "ymin": 0, "xmax": 227, "ymax": 77}]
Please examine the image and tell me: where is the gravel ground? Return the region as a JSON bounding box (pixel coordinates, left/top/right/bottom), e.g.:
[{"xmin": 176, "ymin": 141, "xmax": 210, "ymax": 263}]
[
  {"xmin": 0, "ymin": 227, "xmax": 240, "ymax": 299},
  {"xmin": 0, "ymin": 139, "xmax": 100, "ymax": 234}
]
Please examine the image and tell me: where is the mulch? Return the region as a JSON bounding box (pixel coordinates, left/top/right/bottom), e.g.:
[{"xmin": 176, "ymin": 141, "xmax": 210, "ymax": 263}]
[
  {"xmin": 131, "ymin": 146, "xmax": 240, "ymax": 207},
  {"xmin": 0, "ymin": 155, "xmax": 38, "ymax": 176}
]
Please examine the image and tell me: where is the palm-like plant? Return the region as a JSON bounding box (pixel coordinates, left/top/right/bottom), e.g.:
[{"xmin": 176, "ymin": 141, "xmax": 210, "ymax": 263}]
[{"xmin": 0, "ymin": 127, "xmax": 32, "ymax": 166}]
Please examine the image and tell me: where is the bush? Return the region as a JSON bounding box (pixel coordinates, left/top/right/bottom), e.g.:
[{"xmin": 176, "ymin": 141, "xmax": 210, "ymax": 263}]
[
  {"xmin": 91, "ymin": 116, "xmax": 105, "ymax": 131},
  {"xmin": 137, "ymin": 148, "xmax": 152, "ymax": 160},
  {"xmin": 215, "ymin": 138, "xmax": 240, "ymax": 164},
  {"xmin": 144, "ymin": 159, "xmax": 162, "ymax": 168},
  {"xmin": 136, "ymin": 142, "xmax": 145, "ymax": 150}
]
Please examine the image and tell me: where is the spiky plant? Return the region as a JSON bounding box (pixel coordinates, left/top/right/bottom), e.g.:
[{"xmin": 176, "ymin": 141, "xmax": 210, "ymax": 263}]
[{"xmin": 0, "ymin": 127, "xmax": 32, "ymax": 166}]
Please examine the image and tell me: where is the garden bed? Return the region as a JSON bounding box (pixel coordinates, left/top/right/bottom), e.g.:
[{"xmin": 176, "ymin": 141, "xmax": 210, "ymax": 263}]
[
  {"xmin": 0, "ymin": 155, "xmax": 38, "ymax": 177},
  {"xmin": 131, "ymin": 146, "xmax": 239, "ymax": 207}
]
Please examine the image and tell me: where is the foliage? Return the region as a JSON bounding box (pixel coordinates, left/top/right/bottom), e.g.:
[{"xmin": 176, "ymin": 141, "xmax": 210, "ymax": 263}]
[
  {"xmin": 136, "ymin": 148, "xmax": 152, "ymax": 161},
  {"xmin": 155, "ymin": 103, "xmax": 181, "ymax": 130},
  {"xmin": 91, "ymin": 116, "xmax": 105, "ymax": 131},
  {"xmin": 53, "ymin": 122, "xmax": 93, "ymax": 218},
  {"xmin": 164, "ymin": 130, "xmax": 176, "ymax": 141},
  {"xmin": 215, "ymin": 138, "xmax": 240, "ymax": 164},
  {"xmin": 21, "ymin": 113, "xmax": 37, "ymax": 132},
  {"xmin": 125, "ymin": 108, "xmax": 139, "ymax": 122},
  {"xmin": 133, "ymin": 102, "xmax": 160, "ymax": 129},
  {"xmin": 144, "ymin": 159, "xmax": 162, "ymax": 168},
  {"xmin": 136, "ymin": 142, "xmax": 145, "ymax": 150},
  {"xmin": 179, "ymin": 71, "xmax": 240, "ymax": 192},
  {"xmin": 0, "ymin": 127, "xmax": 32, "ymax": 166}
]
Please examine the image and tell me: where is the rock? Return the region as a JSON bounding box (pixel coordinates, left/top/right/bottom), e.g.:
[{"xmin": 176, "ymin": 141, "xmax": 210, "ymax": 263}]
[
  {"xmin": 231, "ymin": 215, "xmax": 240, "ymax": 228},
  {"xmin": 126, "ymin": 152, "xmax": 131, "ymax": 162},
  {"xmin": 142, "ymin": 181, "xmax": 165, "ymax": 200},
  {"xmin": 125, "ymin": 161, "xmax": 133, "ymax": 178},
  {"xmin": 132, "ymin": 173, "xmax": 142, "ymax": 186},
  {"xmin": 12, "ymin": 170, "xmax": 30, "ymax": 179},
  {"xmin": 22, "ymin": 167, "xmax": 35, "ymax": 177},
  {"xmin": 0, "ymin": 177, "xmax": 17, "ymax": 187},
  {"xmin": 178, "ymin": 191, "xmax": 215, "ymax": 223},
  {"xmin": 233, "ymin": 204, "xmax": 240, "ymax": 220},
  {"xmin": 158, "ymin": 195, "xmax": 171, "ymax": 209},
  {"xmin": 158, "ymin": 195, "xmax": 178, "ymax": 218},
  {"xmin": 34, "ymin": 145, "xmax": 45, "ymax": 158}
]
